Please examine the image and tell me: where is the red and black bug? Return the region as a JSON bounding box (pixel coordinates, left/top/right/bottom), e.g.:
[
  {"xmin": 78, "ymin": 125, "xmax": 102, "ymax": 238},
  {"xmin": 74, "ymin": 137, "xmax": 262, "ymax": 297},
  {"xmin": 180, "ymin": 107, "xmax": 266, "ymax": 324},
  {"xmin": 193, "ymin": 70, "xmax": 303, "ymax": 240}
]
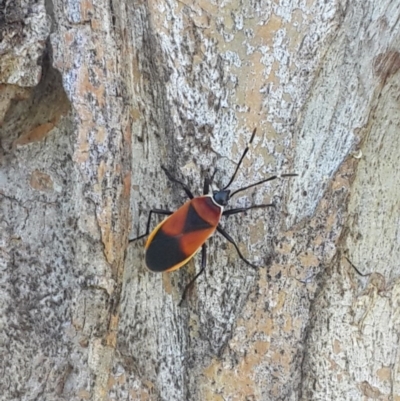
[{"xmin": 130, "ymin": 129, "xmax": 297, "ymax": 302}]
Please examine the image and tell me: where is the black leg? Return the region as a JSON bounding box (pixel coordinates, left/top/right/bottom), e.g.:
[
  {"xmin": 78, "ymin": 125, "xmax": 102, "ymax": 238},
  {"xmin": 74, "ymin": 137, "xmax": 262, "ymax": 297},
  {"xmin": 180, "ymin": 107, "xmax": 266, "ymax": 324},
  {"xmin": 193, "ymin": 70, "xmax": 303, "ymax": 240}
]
[
  {"xmin": 223, "ymin": 128, "xmax": 257, "ymax": 190},
  {"xmin": 223, "ymin": 203, "xmax": 275, "ymax": 216},
  {"xmin": 203, "ymin": 176, "xmax": 211, "ymax": 195},
  {"xmin": 179, "ymin": 244, "xmax": 207, "ymax": 306},
  {"xmin": 161, "ymin": 165, "xmax": 194, "ymax": 199},
  {"xmin": 217, "ymin": 225, "xmax": 257, "ymax": 268},
  {"xmin": 203, "ymin": 168, "xmax": 218, "ymax": 195},
  {"xmin": 129, "ymin": 209, "xmax": 173, "ymax": 242},
  {"xmin": 230, "ymin": 173, "xmax": 297, "ymax": 198}
]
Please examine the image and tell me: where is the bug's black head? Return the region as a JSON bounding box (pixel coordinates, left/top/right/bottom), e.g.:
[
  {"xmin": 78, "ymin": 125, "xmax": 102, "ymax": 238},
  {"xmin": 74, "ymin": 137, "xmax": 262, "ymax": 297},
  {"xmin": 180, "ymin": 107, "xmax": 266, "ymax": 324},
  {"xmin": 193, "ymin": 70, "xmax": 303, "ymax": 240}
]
[{"xmin": 213, "ymin": 189, "xmax": 231, "ymax": 206}]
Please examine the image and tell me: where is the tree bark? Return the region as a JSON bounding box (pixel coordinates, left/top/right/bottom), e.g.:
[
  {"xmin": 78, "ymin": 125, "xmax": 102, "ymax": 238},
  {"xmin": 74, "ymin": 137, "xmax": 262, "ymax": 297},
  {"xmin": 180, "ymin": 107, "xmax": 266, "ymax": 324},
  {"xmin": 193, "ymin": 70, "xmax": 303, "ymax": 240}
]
[{"xmin": 0, "ymin": 0, "xmax": 399, "ymax": 400}]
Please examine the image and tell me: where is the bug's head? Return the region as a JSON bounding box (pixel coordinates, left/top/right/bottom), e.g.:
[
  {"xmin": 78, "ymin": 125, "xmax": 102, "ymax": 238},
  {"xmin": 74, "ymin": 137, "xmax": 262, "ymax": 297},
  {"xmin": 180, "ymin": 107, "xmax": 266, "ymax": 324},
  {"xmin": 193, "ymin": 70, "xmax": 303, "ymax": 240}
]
[{"xmin": 212, "ymin": 189, "xmax": 231, "ymax": 206}]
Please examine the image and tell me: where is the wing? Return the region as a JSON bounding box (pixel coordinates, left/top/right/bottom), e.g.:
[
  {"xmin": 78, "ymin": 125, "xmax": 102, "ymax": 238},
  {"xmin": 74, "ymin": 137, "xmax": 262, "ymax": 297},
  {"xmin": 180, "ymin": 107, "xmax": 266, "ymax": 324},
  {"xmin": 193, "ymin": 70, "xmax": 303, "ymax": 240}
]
[{"xmin": 145, "ymin": 197, "xmax": 222, "ymax": 272}]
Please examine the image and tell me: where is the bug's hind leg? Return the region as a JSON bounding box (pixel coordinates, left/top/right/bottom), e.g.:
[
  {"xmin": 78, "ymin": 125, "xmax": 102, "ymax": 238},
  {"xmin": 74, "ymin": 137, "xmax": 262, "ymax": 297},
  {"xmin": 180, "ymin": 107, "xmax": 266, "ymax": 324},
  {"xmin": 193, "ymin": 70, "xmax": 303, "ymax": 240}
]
[
  {"xmin": 179, "ymin": 243, "xmax": 207, "ymax": 306},
  {"xmin": 161, "ymin": 165, "xmax": 194, "ymax": 199},
  {"xmin": 129, "ymin": 209, "xmax": 173, "ymax": 242},
  {"xmin": 217, "ymin": 225, "xmax": 257, "ymax": 268}
]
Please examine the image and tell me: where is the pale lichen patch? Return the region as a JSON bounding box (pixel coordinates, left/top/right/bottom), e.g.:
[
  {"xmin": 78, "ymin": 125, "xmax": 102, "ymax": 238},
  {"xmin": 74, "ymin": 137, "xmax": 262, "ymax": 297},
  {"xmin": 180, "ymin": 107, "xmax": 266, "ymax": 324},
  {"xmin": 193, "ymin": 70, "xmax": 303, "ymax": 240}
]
[{"xmin": 29, "ymin": 170, "xmax": 54, "ymax": 192}]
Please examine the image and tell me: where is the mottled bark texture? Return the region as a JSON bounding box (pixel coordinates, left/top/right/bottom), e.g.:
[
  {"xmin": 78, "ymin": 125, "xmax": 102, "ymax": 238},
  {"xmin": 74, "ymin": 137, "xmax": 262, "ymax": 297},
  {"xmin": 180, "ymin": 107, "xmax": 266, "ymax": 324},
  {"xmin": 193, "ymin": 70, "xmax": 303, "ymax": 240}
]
[{"xmin": 0, "ymin": 0, "xmax": 399, "ymax": 400}]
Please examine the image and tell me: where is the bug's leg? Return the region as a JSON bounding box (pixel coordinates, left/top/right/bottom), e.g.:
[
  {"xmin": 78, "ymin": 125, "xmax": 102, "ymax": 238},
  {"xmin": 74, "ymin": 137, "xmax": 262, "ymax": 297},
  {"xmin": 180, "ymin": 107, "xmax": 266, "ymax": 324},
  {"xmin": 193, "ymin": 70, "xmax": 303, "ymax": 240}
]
[
  {"xmin": 203, "ymin": 168, "xmax": 218, "ymax": 195},
  {"xmin": 217, "ymin": 225, "xmax": 257, "ymax": 268},
  {"xmin": 223, "ymin": 203, "xmax": 275, "ymax": 216},
  {"xmin": 129, "ymin": 209, "xmax": 173, "ymax": 242},
  {"xmin": 223, "ymin": 128, "xmax": 257, "ymax": 190},
  {"xmin": 161, "ymin": 165, "xmax": 194, "ymax": 199},
  {"xmin": 179, "ymin": 243, "xmax": 207, "ymax": 306},
  {"xmin": 230, "ymin": 173, "xmax": 297, "ymax": 198},
  {"xmin": 210, "ymin": 168, "xmax": 218, "ymax": 182},
  {"xmin": 203, "ymin": 176, "xmax": 211, "ymax": 195}
]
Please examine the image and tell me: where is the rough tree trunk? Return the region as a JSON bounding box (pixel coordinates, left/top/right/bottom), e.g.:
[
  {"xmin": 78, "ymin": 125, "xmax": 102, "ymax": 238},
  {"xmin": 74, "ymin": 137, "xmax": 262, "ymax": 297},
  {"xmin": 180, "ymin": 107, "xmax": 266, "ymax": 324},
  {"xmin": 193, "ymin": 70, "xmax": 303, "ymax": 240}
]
[{"xmin": 0, "ymin": 0, "xmax": 399, "ymax": 400}]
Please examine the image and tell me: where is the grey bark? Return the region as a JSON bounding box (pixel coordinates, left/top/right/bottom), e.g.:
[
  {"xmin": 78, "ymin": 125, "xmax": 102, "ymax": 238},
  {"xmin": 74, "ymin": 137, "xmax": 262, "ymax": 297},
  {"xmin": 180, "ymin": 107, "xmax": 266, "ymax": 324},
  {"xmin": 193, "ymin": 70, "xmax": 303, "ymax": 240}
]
[{"xmin": 0, "ymin": 0, "xmax": 399, "ymax": 401}]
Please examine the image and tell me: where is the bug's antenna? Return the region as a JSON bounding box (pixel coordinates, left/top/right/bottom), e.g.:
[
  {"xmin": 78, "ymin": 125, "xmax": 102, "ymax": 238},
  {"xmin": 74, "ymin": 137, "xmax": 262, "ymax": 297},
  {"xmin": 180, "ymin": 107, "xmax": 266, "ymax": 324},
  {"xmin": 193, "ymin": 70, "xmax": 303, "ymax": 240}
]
[
  {"xmin": 230, "ymin": 173, "xmax": 298, "ymax": 198},
  {"xmin": 223, "ymin": 128, "xmax": 257, "ymax": 190}
]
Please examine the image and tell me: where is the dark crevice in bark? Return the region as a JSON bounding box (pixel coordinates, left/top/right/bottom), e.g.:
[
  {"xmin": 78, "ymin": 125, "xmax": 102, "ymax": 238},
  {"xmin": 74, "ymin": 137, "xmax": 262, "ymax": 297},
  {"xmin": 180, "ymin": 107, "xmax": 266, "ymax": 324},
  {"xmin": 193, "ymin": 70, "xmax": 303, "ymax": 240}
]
[{"xmin": 0, "ymin": 45, "xmax": 71, "ymax": 154}]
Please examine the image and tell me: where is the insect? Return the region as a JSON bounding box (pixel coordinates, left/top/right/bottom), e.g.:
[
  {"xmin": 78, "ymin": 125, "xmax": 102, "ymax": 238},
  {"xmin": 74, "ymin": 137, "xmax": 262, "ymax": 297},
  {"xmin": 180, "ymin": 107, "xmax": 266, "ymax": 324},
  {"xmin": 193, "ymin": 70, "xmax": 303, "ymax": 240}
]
[{"xmin": 130, "ymin": 129, "xmax": 297, "ymax": 303}]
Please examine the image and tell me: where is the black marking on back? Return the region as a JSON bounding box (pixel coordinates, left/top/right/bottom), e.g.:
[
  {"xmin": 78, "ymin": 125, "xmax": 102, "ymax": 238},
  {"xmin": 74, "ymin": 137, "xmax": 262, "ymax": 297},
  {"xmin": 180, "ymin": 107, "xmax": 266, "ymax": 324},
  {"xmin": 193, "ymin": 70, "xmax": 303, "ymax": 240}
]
[
  {"xmin": 183, "ymin": 203, "xmax": 213, "ymax": 233},
  {"xmin": 146, "ymin": 229, "xmax": 186, "ymax": 272}
]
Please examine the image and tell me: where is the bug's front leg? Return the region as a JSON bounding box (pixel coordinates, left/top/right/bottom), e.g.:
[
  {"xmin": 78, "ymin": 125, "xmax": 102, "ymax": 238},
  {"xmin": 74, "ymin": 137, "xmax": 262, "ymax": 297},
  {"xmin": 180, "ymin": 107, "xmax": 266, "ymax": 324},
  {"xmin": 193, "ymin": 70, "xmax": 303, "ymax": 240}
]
[{"xmin": 222, "ymin": 203, "xmax": 275, "ymax": 217}]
